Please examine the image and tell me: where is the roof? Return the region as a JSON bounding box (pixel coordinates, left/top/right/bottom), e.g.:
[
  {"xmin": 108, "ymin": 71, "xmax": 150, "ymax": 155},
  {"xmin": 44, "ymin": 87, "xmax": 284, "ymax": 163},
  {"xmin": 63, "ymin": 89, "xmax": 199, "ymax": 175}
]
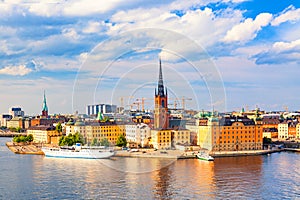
[{"xmin": 28, "ymin": 125, "xmax": 55, "ymax": 131}]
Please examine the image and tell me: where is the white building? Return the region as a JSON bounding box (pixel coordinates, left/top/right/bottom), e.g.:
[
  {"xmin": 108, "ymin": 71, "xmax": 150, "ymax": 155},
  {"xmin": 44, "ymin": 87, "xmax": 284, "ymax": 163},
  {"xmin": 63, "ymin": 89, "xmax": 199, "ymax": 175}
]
[
  {"xmin": 125, "ymin": 123, "xmax": 151, "ymax": 147},
  {"xmin": 86, "ymin": 104, "xmax": 117, "ymax": 116},
  {"xmin": 278, "ymin": 123, "xmax": 289, "ymax": 139}
]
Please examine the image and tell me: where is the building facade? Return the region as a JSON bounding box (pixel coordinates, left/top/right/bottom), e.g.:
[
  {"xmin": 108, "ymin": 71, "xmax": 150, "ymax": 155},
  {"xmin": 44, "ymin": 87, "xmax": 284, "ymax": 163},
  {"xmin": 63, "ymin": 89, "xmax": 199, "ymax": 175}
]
[
  {"xmin": 86, "ymin": 104, "xmax": 117, "ymax": 116},
  {"xmin": 27, "ymin": 125, "xmax": 61, "ymax": 144},
  {"xmin": 125, "ymin": 123, "xmax": 151, "ymax": 147},
  {"xmin": 197, "ymin": 116, "xmax": 263, "ymax": 152},
  {"xmin": 9, "ymin": 107, "xmax": 24, "ymax": 118}
]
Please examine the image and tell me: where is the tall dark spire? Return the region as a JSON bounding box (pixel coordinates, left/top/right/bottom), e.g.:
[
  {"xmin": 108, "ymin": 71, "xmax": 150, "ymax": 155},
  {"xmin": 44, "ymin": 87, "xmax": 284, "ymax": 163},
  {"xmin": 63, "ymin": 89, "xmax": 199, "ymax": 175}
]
[
  {"xmin": 42, "ymin": 90, "xmax": 48, "ymax": 112},
  {"xmin": 157, "ymin": 58, "xmax": 165, "ymax": 97}
]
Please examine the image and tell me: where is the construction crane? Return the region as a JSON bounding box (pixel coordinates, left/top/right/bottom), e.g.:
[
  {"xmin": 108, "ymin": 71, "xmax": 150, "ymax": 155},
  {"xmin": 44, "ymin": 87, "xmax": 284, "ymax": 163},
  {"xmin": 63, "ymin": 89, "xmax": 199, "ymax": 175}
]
[
  {"xmin": 135, "ymin": 97, "xmax": 152, "ymax": 112},
  {"xmin": 119, "ymin": 96, "xmax": 134, "ymax": 108},
  {"xmin": 181, "ymin": 96, "xmax": 192, "ymax": 110}
]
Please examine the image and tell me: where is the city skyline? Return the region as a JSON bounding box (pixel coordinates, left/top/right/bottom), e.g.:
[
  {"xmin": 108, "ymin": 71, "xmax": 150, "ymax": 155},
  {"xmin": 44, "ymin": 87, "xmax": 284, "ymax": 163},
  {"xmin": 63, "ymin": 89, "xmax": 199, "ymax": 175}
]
[{"xmin": 0, "ymin": 0, "xmax": 300, "ymax": 115}]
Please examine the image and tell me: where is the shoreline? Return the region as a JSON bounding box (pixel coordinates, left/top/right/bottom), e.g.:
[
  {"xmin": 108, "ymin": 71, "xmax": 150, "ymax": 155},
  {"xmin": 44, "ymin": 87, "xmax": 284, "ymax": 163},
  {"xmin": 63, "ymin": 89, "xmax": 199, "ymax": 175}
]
[
  {"xmin": 6, "ymin": 142, "xmax": 44, "ymax": 155},
  {"xmin": 6, "ymin": 142, "xmax": 298, "ymax": 159}
]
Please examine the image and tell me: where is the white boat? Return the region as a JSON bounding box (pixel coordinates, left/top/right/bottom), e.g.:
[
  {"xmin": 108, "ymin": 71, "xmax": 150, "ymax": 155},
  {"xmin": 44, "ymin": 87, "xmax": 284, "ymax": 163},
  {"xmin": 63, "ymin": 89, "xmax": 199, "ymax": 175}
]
[
  {"xmin": 42, "ymin": 143, "xmax": 115, "ymax": 159},
  {"xmin": 197, "ymin": 151, "xmax": 214, "ymax": 161}
]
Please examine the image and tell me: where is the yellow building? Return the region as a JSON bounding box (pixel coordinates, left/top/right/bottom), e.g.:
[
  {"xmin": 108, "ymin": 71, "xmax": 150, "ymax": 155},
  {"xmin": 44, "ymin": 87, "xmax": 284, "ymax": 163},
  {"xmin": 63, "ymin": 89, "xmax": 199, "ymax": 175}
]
[
  {"xmin": 150, "ymin": 129, "xmax": 172, "ymax": 149},
  {"xmin": 198, "ymin": 116, "xmax": 263, "ymax": 152},
  {"xmin": 171, "ymin": 129, "xmax": 191, "ymax": 145},
  {"xmin": 86, "ymin": 123, "xmax": 125, "ymax": 145},
  {"xmin": 296, "ymin": 124, "xmax": 300, "ymax": 140},
  {"xmin": 27, "ymin": 125, "xmax": 61, "ymax": 145}
]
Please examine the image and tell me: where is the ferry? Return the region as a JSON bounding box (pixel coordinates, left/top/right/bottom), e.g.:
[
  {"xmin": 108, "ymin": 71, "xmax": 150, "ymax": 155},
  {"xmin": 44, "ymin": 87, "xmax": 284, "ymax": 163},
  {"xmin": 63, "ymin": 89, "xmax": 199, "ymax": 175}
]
[
  {"xmin": 196, "ymin": 151, "xmax": 214, "ymax": 161},
  {"xmin": 42, "ymin": 143, "xmax": 115, "ymax": 159}
]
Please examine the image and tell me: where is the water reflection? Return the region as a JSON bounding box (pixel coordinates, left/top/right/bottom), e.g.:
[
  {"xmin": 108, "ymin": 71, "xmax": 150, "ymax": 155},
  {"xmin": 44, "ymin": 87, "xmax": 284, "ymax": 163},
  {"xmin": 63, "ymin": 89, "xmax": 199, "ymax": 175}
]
[{"xmin": 1, "ymin": 136, "xmax": 299, "ymax": 200}]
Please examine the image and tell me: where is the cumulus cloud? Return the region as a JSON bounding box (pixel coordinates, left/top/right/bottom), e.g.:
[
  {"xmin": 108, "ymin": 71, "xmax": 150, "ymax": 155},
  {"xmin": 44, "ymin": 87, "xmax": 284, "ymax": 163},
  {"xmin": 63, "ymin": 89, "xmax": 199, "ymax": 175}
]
[
  {"xmin": 0, "ymin": 65, "xmax": 32, "ymax": 76},
  {"xmin": 223, "ymin": 13, "xmax": 273, "ymax": 43},
  {"xmin": 271, "ymin": 5, "xmax": 300, "ymax": 26},
  {"xmin": 253, "ymin": 39, "xmax": 300, "ymax": 65}
]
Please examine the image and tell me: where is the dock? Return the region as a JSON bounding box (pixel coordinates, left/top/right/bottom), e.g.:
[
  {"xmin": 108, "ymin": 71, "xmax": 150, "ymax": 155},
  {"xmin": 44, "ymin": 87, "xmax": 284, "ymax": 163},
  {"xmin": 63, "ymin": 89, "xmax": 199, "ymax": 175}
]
[
  {"xmin": 6, "ymin": 142, "xmax": 44, "ymax": 155},
  {"xmin": 284, "ymin": 148, "xmax": 300, "ymax": 152},
  {"xmin": 210, "ymin": 149, "xmax": 283, "ymax": 157}
]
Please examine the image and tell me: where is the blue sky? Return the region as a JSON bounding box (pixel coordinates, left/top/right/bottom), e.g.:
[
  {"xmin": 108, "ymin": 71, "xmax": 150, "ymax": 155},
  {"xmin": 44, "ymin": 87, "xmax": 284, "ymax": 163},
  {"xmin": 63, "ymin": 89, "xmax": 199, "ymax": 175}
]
[{"xmin": 0, "ymin": 0, "xmax": 300, "ymax": 115}]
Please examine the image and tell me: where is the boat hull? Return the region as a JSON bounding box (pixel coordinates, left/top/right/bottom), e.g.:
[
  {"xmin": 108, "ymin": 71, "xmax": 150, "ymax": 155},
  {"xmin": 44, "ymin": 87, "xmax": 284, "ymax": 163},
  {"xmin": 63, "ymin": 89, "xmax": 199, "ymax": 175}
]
[
  {"xmin": 197, "ymin": 153, "xmax": 214, "ymax": 161},
  {"xmin": 42, "ymin": 148, "xmax": 115, "ymax": 159}
]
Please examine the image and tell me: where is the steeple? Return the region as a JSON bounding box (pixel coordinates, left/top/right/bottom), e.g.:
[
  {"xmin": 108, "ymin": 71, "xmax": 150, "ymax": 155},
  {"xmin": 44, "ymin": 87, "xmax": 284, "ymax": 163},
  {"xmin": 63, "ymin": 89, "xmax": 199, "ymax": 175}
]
[
  {"xmin": 42, "ymin": 90, "xmax": 48, "ymax": 117},
  {"xmin": 157, "ymin": 57, "xmax": 165, "ymax": 97}
]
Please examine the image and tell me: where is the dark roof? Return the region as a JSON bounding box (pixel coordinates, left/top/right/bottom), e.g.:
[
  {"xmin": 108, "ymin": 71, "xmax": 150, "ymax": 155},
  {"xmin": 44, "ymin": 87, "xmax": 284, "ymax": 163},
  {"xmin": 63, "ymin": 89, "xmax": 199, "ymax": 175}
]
[
  {"xmin": 220, "ymin": 116, "xmax": 255, "ymax": 126},
  {"xmin": 28, "ymin": 125, "xmax": 55, "ymax": 131}
]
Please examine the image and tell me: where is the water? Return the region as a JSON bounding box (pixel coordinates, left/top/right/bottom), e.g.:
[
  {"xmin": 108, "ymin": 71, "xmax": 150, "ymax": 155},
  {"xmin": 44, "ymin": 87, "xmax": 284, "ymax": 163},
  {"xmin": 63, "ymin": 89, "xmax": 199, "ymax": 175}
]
[{"xmin": 0, "ymin": 137, "xmax": 299, "ymax": 199}]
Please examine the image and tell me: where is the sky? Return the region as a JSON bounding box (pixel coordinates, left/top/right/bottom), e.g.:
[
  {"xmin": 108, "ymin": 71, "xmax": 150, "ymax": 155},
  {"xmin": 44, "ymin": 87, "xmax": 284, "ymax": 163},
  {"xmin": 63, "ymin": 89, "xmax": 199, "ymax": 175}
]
[{"xmin": 0, "ymin": 0, "xmax": 300, "ymax": 115}]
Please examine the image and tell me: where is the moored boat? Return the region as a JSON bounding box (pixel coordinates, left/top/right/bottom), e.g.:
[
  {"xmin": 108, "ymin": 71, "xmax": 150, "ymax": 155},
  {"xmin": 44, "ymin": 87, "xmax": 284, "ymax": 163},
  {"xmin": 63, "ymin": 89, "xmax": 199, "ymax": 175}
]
[
  {"xmin": 42, "ymin": 143, "xmax": 114, "ymax": 159},
  {"xmin": 197, "ymin": 151, "xmax": 214, "ymax": 161}
]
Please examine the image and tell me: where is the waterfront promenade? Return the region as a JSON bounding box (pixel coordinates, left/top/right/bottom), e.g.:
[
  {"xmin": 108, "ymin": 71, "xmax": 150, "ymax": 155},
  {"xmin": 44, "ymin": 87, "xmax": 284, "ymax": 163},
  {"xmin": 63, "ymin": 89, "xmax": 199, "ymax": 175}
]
[{"xmin": 5, "ymin": 141, "xmax": 297, "ymax": 159}]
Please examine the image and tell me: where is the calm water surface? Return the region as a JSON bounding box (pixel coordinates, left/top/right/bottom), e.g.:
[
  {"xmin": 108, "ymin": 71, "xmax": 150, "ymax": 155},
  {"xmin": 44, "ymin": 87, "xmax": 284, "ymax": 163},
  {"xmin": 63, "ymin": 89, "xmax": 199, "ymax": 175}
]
[{"xmin": 0, "ymin": 137, "xmax": 299, "ymax": 199}]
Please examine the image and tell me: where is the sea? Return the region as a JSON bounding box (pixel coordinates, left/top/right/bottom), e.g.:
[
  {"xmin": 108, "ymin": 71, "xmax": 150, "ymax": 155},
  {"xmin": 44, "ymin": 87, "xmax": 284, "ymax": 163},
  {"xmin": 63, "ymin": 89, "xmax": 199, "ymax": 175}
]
[{"xmin": 0, "ymin": 137, "xmax": 299, "ymax": 200}]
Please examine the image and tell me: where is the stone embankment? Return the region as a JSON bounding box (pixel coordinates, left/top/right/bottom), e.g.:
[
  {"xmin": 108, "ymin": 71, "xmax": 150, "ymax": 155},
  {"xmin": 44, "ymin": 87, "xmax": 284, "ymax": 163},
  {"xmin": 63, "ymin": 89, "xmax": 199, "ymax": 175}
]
[{"xmin": 6, "ymin": 142, "xmax": 44, "ymax": 155}]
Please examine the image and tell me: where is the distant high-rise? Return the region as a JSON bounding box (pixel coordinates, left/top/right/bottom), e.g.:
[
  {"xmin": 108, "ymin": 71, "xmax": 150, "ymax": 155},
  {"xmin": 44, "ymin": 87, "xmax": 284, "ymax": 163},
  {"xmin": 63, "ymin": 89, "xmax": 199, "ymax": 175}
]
[
  {"xmin": 42, "ymin": 91, "xmax": 48, "ymax": 118},
  {"xmin": 154, "ymin": 58, "xmax": 169, "ymax": 129}
]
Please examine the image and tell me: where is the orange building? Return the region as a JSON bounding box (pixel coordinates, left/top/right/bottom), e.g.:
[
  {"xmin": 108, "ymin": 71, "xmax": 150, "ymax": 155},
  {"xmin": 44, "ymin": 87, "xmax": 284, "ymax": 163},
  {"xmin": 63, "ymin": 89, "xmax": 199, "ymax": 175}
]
[{"xmin": 198, "ymin": 116, "xmax": 263, "ymax": 152}]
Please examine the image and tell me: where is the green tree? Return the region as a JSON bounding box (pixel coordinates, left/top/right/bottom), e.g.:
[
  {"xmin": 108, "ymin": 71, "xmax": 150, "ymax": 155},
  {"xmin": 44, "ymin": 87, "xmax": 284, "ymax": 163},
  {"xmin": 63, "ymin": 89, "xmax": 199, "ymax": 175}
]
[
  {"xmin": 58, "ymin": 133, "xmax": 84, "ymax": 146},
  {"xmin": 100, "ymin": 138, "xmax": 110, "ymax": 147},
  {"xmin": 91, "ymin": 138, "xmax": 98, "ymax": 146},
  {"xmin": 116, "ymin": 134, "xmax": 127, "ymax": 147},
  {"xmin": 16, "ymin": 127, "xmax": 22, "ymax": 133},
  {"xmin": 56, "ymin": 122, "xmax": 62, "ymax": 133},
  {"xmin": 26, "ymin": 134, "xmax": 34, "ymax": 142},
  {"xmin": 263, "ymin": 137, "xmax": 272, "ymax": 145}
]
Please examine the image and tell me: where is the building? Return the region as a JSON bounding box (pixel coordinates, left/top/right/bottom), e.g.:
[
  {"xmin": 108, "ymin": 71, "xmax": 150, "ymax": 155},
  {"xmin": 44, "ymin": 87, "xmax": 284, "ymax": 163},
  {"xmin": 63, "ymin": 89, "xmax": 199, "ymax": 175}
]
[
  {"xmin": 278, "ymin": 120, "xmax": 297, "ymax": 140},
  {"xmin": 154, "ymin": 58, "xmax": 169, "ymax": 130},
  {"xmin": 150, "ymin": 129, "xmax": 172, "ymax": 149},
  {"xmin": 7, "ymin": 117, "xmax": 23, "ymax": 129},
  {"xmin": 9, "ymin": 107, "xmax": 24, "ymax": 118},
  {"xmin": 296, "ymin": 124, "xmax": 300, "ymax": 140},
  {"xmin": 262, "ymin": 114, "xmax": 280, "ymax": 138},
  {"xmin": 41, "ymin": 91, "xmax": 48, "ymax": 118},
  {"xmin": 27, "ymin": 125, "xmax": 61, "ymax": 145},
  {"xmin": 65, "ymin": 120, "xmax": 126, "ymax": 146},
  {"xmin": 125, "ymin": 123, "xmax": 151, "ymax": 148},
  {"xmin": 197, "ymin": 115, "xmax": 263, "ymax": 152},
  {"xmin": 31, "ymin": 117, "xmax": 65, "ymax": 127},
  {"xmin": 0, "ymin": 114, "xmax": 12, "ymax": 127},
  {"xmin": 86, "ymin": 104, "xmax": 117, "ymax": 116}
]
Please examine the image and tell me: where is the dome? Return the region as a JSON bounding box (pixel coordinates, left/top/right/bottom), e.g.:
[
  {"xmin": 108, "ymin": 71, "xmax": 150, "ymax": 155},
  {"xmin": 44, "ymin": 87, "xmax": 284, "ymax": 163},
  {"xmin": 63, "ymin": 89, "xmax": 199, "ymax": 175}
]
[{"xmin": 74, "ymin": 120, "xmax": 85, "ymax": 126}]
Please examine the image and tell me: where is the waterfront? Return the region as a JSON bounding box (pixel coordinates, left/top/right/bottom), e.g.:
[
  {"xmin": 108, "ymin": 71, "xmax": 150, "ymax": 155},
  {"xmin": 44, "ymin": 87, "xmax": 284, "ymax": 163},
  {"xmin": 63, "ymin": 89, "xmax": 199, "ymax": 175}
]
[{"xmin": 0, "ymin": 138, "xmax": 299, "ymax": 199}]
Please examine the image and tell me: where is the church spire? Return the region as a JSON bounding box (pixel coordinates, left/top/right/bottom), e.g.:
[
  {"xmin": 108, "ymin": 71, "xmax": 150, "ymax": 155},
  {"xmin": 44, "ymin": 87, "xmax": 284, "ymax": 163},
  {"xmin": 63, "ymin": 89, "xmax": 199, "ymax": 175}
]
[
  {"xmin": 42, "ymin": 90, "xmax": 48, "ymax": 117},
  {"xmin": 157, "ymin": 57, "xmax": 165, "ymax": 97}
]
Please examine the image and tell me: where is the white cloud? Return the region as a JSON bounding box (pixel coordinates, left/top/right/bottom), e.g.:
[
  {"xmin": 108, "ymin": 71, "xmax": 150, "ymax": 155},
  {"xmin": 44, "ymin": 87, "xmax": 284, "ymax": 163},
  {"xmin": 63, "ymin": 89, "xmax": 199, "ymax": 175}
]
[
  {"xmin": 108, "ymin": 6, "xmax": 243, "ymax": 59},
  {"xmin": 0, "ymin": 65, "xmax": 32, "ymax": 76},
  {"xmin": 223, "ymin": 13, "xmax": 273, "ymax": 43},
  {"xmin": 63, "ymin": 0, "xmax": 116, "ymax": 16},
  {"xmin": 271, "ymin": 5, "xmax": 300, "ymax": 26},
  {"xmin": 253, "ymin": 39, "xmax": 300, "ymax": 65},
  {"xmin": 272, "ymin": 39, "xmax": 300, "ymax": 52},
  {"xmin": 82, "ymin": 21, "xmax": 107, "ymax": 34}
]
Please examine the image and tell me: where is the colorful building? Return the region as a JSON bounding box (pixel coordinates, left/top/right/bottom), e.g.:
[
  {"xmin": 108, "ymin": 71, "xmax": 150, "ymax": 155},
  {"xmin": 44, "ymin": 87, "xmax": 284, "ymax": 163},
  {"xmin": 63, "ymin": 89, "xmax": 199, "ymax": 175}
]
[
  {"xmin": 65, "ymin": 120, "xmax": 126, "ymax": 146},
  {"xmin": 278, "ymin": 120, "xmax": 298, "ymax": 140},
  {"xmin": 27, "ymin": 125, "xmax": 61, "ymax": 145},
  {"xmin": 197, "ymin": 115, "xmax": 263, "ymax": 152},
  {"xmin": 150, "ymin": 129, "xmax": 172, "ymax": 149}
]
